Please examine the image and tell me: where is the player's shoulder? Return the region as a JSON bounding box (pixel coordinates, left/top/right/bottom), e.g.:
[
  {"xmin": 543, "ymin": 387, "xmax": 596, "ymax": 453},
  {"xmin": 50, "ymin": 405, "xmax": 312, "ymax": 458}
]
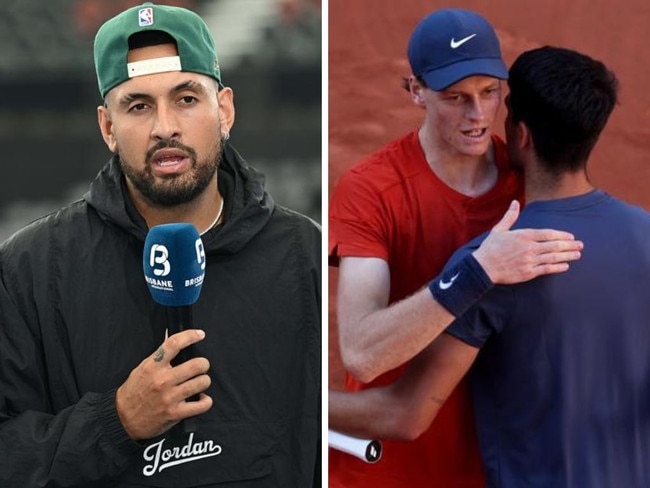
[
  {"xmin": 335, "ymin": 131, "xmax": 421, "ymax": 193},
  {"xmin": 269, "ymin": 205, "xmax": 321, "ymax": 256},
  {"xmin": 608, "ymin": 194, "xmax": 650, "ymax": 225},
  {"xmin": 2, "ymin": 199, "xmax": 89, "ymax": 248},
  {"xmin": 0, "ymin": 199, "xmax": 94, "ymax": 277},
  {"xmin": 272, "ymin": 205, "xmax": 321, "ymax": 233},
  {"xmin": 447, "ymin": 232, "xmax": 487, "ymax": 268}
]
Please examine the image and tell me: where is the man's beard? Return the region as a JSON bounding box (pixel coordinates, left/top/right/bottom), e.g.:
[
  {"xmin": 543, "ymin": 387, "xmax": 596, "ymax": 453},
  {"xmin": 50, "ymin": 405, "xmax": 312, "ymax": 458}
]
[{"xmin": 120, "ymin": 139, "xmax": 222, "ymax": 207}]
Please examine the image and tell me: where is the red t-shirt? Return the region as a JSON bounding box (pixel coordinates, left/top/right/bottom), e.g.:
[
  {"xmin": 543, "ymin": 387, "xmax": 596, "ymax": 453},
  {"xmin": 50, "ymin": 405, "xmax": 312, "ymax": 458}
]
[{"xmin": 329, "ymin": 131, "xmax": 523, "ymax": 487}]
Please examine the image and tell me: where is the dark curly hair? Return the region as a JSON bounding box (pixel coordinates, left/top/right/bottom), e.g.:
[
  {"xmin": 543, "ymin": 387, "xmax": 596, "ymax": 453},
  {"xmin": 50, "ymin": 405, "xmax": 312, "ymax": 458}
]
[{"xmin": 507, "ymin": 46, "xmax": 618, "ymax": 174}]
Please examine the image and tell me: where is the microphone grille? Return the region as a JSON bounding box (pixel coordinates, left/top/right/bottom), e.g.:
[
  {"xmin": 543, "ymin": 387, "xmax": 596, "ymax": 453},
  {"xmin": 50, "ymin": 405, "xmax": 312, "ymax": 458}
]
[{"xmin": 143, "ymin": 223, "xmax": 206, "ymax": 306}]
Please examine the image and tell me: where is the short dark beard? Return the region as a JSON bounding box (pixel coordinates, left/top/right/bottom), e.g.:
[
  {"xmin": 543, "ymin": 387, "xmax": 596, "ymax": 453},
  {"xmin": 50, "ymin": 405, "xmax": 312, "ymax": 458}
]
[{"xmin": 119, "ymin": 139, "xmax": 222, "ymax": 207}]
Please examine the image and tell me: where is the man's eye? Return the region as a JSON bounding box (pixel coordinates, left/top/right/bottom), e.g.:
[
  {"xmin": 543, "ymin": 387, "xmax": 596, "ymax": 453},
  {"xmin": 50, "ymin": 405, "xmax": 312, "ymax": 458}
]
[
  {"xmin": 129, "ymin": 103, "xmax": 148, "ymax": 112},
  {"xmin": 180, "ymin": 96, "xmax": 197, "ymax": 104}
]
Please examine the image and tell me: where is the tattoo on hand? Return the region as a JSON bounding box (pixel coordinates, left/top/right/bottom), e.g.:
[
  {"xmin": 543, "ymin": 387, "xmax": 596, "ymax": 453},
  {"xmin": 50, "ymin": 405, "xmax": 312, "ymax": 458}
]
[{"xmin": 153, "ymin": 347, "xmax": 165, "ymax": 362}]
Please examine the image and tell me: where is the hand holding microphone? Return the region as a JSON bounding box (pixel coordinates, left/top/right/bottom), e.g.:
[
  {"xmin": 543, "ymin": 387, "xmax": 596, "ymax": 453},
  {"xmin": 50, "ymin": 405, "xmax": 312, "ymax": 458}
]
[
  {"xmin": 115, "ymin": 224, "xmax": 212, "ymax": 441},
  {"xmin": 115, "ymin": 328, "xmax": 212, "ymax": 440}
]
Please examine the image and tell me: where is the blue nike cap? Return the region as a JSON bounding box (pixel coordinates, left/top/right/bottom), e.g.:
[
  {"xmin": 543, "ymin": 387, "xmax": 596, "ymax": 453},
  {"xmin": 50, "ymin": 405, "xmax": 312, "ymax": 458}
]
[{"xmin": 407, "ymin": 9, "xmax": 508, "ymax": 91}]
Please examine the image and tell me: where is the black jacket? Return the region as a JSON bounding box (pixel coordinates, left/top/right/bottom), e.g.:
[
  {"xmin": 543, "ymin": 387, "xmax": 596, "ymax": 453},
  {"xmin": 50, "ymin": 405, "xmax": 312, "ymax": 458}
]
[{"xmin": 0, "ymin": 145, "xmax": 321, "ymax": 487}]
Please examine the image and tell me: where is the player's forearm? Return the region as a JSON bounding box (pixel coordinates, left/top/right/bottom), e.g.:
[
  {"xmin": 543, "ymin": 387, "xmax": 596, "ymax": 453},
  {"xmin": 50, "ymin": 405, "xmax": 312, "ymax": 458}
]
[
  {"xmin": 339, "ymin": 287, "xmax": 455, "ymax": 383},
  {"xmin": 328, "ymin": 388, "xmax": 417, "ymax": 441}
]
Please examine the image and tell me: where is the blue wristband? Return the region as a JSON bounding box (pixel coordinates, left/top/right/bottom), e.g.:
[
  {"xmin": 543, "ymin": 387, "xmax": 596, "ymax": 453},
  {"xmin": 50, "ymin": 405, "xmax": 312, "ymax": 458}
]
[{"xmin": 428, "ymin": 253, "xmax": 494, "ymax": 317}]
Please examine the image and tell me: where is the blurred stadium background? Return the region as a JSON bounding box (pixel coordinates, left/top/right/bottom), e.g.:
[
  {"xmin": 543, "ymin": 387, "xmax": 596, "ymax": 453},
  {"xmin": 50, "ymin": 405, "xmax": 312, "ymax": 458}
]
[{"xmin": 0, "ymin": 0, "xmax": 321, "ymax": 241}]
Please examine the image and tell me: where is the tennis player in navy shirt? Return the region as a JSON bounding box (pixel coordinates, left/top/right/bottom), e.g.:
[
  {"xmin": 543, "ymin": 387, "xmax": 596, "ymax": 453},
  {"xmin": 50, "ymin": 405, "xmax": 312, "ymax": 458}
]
[{"xmin": 329, "ymin": 46, "xmax": 650, "ymax": 487}]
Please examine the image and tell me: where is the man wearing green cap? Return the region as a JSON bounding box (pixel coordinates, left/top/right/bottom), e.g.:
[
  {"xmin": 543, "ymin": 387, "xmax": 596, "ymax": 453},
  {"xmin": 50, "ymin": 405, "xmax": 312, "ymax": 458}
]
[{"xmin": 0, "ymin": 3, "xmax": 320, "ymax": 487}]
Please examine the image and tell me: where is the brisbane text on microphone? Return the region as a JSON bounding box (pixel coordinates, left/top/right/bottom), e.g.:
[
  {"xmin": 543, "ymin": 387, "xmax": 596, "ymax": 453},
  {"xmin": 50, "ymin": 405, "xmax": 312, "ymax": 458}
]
[
  {"xmin": 185, "ymin": 273, "xmax": 204, "ymax": 288},
  {"xmin": 145, "ymin": 276, "xmax": 174, "ymax": 291},
  {"xmin": 144, "ymin": 274, "xmax": 203, "ymax": 292}
]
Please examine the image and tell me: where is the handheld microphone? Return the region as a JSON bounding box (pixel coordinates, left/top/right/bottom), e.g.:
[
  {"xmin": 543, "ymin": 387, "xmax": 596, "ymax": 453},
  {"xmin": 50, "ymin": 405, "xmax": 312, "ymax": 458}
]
[{"xmin": 143, "ymin": 223, "xmax": 206, "ymax": 370}]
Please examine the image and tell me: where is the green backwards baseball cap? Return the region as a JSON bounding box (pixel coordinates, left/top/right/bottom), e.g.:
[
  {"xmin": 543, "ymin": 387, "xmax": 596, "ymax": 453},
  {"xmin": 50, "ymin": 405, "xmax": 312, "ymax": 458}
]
[{"xmin": 94, "ymin": 2, "xmax": 222, "ymax": 98}]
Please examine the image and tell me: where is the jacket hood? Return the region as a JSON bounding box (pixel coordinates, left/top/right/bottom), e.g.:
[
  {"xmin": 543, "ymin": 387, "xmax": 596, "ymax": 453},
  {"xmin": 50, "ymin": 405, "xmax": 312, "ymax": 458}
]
[{"xmin": 84, "ymin": 144, "xmax": 275, "ymax": 254}]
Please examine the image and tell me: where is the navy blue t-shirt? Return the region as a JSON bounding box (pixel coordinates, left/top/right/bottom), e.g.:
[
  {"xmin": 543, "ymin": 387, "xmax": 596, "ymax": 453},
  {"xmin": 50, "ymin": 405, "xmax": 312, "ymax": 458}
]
[{"xmin": 446, "ymin": 190, "xmax": 650, "ymax": 488}]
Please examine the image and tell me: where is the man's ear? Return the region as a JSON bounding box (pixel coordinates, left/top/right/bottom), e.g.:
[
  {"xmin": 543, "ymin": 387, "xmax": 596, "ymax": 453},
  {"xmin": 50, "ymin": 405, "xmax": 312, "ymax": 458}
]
[
  {"xmin": 97, "ymin": 104, "xmax": 118, "ymax": 153},
  {"xmin": 409, "ymin": 76, "xmax": 427, "ymax": 108},
  {"xmin": 517, "ymin": 120, "xmax": 533, "ymax": 152},
  {"xmin": 217, "ymin": 87, "xmax": 235, "ymax": 136}
]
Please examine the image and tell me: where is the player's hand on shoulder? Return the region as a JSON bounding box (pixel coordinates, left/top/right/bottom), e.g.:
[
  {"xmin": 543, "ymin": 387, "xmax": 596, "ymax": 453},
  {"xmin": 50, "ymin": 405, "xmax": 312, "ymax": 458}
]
[{"xmin": 473, "ymin": 200, "xmax": 583, "ymax": 284}]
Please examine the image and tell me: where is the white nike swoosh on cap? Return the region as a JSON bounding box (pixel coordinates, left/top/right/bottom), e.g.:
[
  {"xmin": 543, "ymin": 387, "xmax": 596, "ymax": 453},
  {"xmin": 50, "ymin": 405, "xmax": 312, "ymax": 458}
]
[{"xmin": 450, "ymin": 34, "xmax": 477, "ymax": 49}]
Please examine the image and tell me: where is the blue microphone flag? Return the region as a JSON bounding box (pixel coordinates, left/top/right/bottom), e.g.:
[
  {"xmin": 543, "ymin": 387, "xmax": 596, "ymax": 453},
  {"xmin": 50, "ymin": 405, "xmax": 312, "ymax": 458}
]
[{"xmin": 143, "ymin": 223, "xmax": 206, "ymax": 307}]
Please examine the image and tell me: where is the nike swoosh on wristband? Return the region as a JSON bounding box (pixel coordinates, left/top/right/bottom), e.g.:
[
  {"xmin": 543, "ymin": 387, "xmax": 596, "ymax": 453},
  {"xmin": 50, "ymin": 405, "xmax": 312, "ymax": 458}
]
[
  {"xmin": 450, "ymin": 34, "xmax": 477, "ymax": 49},
  {"xmin": 439, "ymin": 272, "xmax": 460, "ymax": 290}
]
